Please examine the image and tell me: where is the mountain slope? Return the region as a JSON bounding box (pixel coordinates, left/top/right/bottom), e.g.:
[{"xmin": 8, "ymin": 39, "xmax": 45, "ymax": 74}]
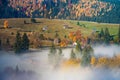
[{"xmin": 0, "ymin": 0, "xmax": 120, "ymax": 23}]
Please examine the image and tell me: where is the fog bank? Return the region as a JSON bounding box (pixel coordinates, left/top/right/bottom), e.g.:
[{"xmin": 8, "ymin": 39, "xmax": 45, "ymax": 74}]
[{"xmin": 0, "ymin": 45, "xmax": 120, "ymax": 80}]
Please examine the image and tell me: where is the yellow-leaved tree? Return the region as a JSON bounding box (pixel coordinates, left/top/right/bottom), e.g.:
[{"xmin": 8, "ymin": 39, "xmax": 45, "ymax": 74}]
[
  {"xmin": 4, "ymin": 20, "xmax": 8, "ymax": 29},
  {"xmin": 90, "ymin": 57, "xmax": 96, "ymax": 65}
]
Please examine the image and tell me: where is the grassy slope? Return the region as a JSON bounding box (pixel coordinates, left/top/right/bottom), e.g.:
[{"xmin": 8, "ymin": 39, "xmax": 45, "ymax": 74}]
[{"xmin": 0, "ymin": 18, "xmax": 119, "ymax": 47}]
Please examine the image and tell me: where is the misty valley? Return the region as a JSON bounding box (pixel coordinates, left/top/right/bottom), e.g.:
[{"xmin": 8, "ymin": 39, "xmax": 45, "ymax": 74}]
[
  {"xmin": 0, "ymin": 44, "xmax": 120, "ymax": 80},
  {"xmin": 0, "ymin": 0, "xmax": 120, "ymax": 78}
]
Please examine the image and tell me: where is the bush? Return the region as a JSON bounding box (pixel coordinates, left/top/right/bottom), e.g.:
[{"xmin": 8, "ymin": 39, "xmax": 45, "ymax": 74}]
[{"xmin": 31, "ymin": 18, "xmax": 36, "ymax": 23}]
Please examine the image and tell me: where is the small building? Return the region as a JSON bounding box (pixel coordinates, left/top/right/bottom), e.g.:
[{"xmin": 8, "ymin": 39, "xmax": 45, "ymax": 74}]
[
  {"xmin": 63, "ymin": 24, "xmax": 73, "ymax": 29},
  {"xmin": 63, "ymin": 24, "xmax": 69, "ymax": 29},
  {"xmin": 54, "ymin": 38, "xmax": 61, "ymax": 45},
  {"xmin": 42, "ymin": 26, "xmax": 48, "ymax": 31}
]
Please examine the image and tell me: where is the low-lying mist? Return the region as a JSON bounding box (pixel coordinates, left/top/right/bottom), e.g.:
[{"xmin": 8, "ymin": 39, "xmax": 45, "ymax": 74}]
[
  {"xmin": 0, "ymin": 45, "xmax": 120, "ymax": 80},
  {"xmin": 93, "ymin": 44, "xmax": 120, "ymax": 57}
]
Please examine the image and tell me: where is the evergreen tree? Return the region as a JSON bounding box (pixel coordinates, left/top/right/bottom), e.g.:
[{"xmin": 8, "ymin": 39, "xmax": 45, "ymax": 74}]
[
  {"xmin": 75, "ymin": 41, "xmax": 82, "ymax": 53},
  {"xmin": 31, "ymin": 18, "xmax": 36, "ymax": 23},
  {"xmin": 48, "ymin": 43, "xmax": 57, "ymax": 64},
  {"xmin": 100, "ymin": 28, "xmax": 104, "ymax": 38},
  {"xmin": 49, "ymin": 43, "xmax": 56, "ymax": 55},
  {"xmin": 77, "ymin": 21, "xmax": 80, "ymax": 26},
  {"xmin": 58, "ymin": 47, "xmax": 62, "ymax": 55},
  {"xmin": 21, "ymin": 33, "xmax": 30, "ymax": 51},
  {"xmin": 0, "ymin": 39, "xmax": 1, "ymax": 50},
  {"xmin": 104, "ymin": 28, "xmax": 110, "ymax": 44},
  {"xmin": 118, "ymin": 25, "xmax": 120, "ymax": 43},
  {"xmin": 55, "ymin": 32, "xmax": 59, "ymax": 38},
  {"xmin": 39, "ymin": 34, "xmax": 44, "ymax": 40},
  {"xmin": 70, "ymin": 49, "xmax": 76, "ymax": 59},
  {"xmin": 6, "ymin": 38, "xmax": 10, "ymax": 45},
  {"xmin": 81, "ymin": 45, "xmax": 94, "ymax": 66},
  {"xmin": 14, "ymin": 32, "xmax": 22, "ymax": 53}
]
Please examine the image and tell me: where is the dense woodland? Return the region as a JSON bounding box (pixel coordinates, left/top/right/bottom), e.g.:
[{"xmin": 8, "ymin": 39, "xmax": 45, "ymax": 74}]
[{"xmin": 0, "ymin": 0, "xmax": 120, "ymax": 23}]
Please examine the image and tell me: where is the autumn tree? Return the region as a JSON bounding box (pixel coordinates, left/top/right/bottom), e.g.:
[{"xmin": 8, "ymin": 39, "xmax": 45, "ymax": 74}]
[
  {"xmin": 97, "ymin": 57, "xmax": 107, "ymax": 66},
  {"xmin": 4, "ymin": 20, "xmax": 8, "ymax": 29},
  {"xmin": 14, "ymin": 32, "xmax": 22, "ymax": 53},
  {"xmin": 60, "ymin": 39, "xmax": 68, "ymax": 47},
  {"xmin": 21, "ymin": 33, "xmax": 30, "ymax": 51},
  {"xmin": 90, "ymin": 57, "xmax": 96, "ymax": 66}
]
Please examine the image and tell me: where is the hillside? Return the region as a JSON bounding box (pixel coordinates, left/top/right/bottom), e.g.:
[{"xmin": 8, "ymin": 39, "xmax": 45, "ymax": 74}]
[
  {"xmin": 0, "ymin": 18, "xmax": 119, "ymax": 49},
  {"xmin": 0, "ymin": 0, "xmax": 120, "ymax": 23}
]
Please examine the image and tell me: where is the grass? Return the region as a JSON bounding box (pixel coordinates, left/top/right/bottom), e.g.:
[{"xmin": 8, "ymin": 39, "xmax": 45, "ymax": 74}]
[{"xmin": 0, "ymin": 18, "xmax": 119, "ymax": 48}]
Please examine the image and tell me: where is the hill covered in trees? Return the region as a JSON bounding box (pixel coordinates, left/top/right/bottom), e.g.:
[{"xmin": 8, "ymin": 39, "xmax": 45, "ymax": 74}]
[{"xmin": 0, "ymin": 0, "xmax": 120, "ymax": 23}]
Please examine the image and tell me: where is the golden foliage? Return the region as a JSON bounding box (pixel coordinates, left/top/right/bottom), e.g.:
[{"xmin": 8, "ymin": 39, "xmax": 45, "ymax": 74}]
[
  {"xmin": 61, "ymin": 59, "xmax": 80, "ymax": 69},
  {"xmin": 69, "ymin": 30, "xmax": 82, "ymax": 42},
  {"xmin": 98, "ymin": 57, "xmax": 107, "ymax": 65},
  {"xmin": 60, "ymin": 39, "xmax": 68, "ymax": 47},
  {"xmin": 4, "ymin": 20, "xmax": 8, "ymax": 29},
  {"xmin": 90, "ymin": 57, "xmax": 96, "ymax": 65}
]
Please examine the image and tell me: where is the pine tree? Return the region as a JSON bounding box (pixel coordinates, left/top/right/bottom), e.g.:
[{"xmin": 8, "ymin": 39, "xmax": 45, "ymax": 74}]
[
  {"xmin": 55, "ymin": 32, "xmax": 59, "ymax": 38},
  {"xmin": 31, "ymin": 18, "xmax": 36, "ymax": 23},
  {"xmin": 100, "ymin": 28, "xmax": 104, "ymax": 38},
  {"xmin": 6, "ymin": 38, "xmax": 10, "ymax": 45},
  {"xmin": 14, "ymin": 32, "xmax": 22, "ymax": 53},
  {"xmin": 75, "ymin": 41, "xmax": 82, "ymax": 53},
  {"xmin": 58, "ymin": 47, "xmax": 62, "ymax": 55},
  {"xmin": 0, "ymin": 39, "xmax": 2, "ymax": 50},
  {"xmin": 81, "ymin": 45, "xmax": 94, "ymax": 66},
  {"xmin": 70, "ymin": 49, "xmax": 76, "ymax": 59},
  {"xmin": 118, "ymin": 25, "xmax": 120, "ymax": 43},
  {"xmin": 21, "ymin": 33, "xmax": 29, "ymax": 51},
  {"xmin": 49, "ymin": 43, "xmax": 56, "ymax": 55},
  {"xmin": 104, "ymin": 28, "xmax": 110, "ymax": 44}
]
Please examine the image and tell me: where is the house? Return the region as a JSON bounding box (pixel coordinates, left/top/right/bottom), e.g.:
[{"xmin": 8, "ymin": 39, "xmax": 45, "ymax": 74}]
[
  {"xmin": 63, "ymin": 24, "xmax": 69, "ymax": 29},
  {"xmin": 54, "ymin": 38, "xmax": 61, "ymax": 45},
  {"xmin": 63, "ymin": 24, "xmax": 73, "ymax": 29},
  {"xmin": 42, "ymin": 26, "xmax": 48, "ymax": 31}
]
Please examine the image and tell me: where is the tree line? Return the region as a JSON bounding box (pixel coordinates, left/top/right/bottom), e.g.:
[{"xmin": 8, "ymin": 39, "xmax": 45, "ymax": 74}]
[{"xmin": 14, "ymin": 32, "xmax": 29, "ymax": 53}]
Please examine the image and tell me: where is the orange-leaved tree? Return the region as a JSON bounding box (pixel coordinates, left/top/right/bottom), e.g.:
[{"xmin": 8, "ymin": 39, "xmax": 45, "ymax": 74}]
[{"xmin": 4, "ymin": 20, "xmax": 8, "ymax": 29}]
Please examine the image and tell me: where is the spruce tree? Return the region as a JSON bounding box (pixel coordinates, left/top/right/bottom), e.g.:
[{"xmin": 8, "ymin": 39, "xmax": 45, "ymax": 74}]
[
  {"xmin": 104, "ymin": 28, "xmax": 110, "ymax": 44},
  {"xmin": 58, "ymin": 48, "xmax": 62, "ymax": 55},
  {"xmin": 21, "ymin": 33, "xmax": 29, "ymax": 51},
  {"xmin": 6, "ymin": 38, "xmax": 10, "ymax": 45},
  {"xmin": 75, "ymin": 41, "xmax": 82, "ymax": 53},
  {"xmin": 81, "ymin": 45, "xmax": 94, "ymax": 66},
  {"xmin": 118, "ymin": 25, "xmax": 120, "ymax": 43},
  {"xmin": 14, "ymin": 32, "xmax": 22, "ymax": 53},
  {"xmin": 100, "ymin": 28, "xmax": 104, "ymax": 38},
  {"xmin": 70, "ymin": 49, "xmax": 76, "ymax": 59},
  {"xmin": 0, "ymin": 39, "xmax": 1, "ymax": 50},
  {"xmin": 49, "ymin": 43, "xmax": 56, "ymax": 55}
]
